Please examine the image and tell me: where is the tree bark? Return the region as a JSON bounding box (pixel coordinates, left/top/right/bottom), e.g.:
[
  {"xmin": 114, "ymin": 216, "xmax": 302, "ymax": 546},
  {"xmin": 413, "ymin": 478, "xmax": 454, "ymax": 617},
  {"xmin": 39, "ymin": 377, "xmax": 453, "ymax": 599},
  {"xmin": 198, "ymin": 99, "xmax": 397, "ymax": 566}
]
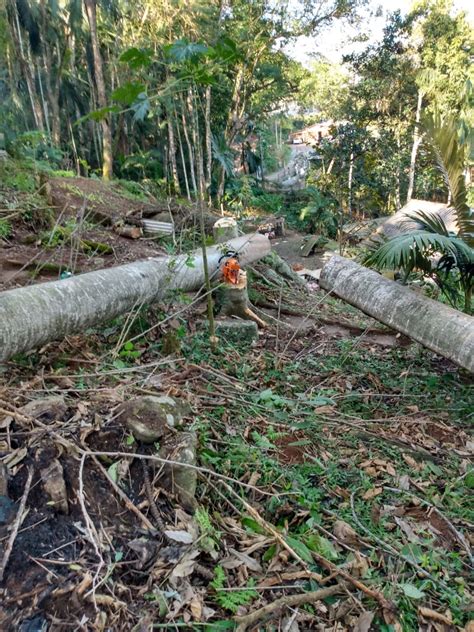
[
  {"xmin": 175, "ymin": 109, "xmax": 191, "ymax": 200},
  {"xmin": 406, "ymin": 89, "xmax": 423, "ymax": 203},
  {"xmin": 320, "ymin": 256, "xmax": 474, "ymax": 373},
  {"xmin": 84, "ymin": 0, "xmax": 113, "ymax": 180},
  {"xmin": 0, "ymin": 234, "xmax": 270, "ymax": 362},
  {"xmin": 205, "ymin": 86, "xmax": 212, "ymax": 200},
  {"xmin": 10, "ymin": 1, "xmax": 45, "ymax": 131},
  {"xmin": 166, "ymin": 102, "xmax": 181, "ymax": 194},
  {"xmin": 180, "ymin": 96, "xmax": 197, "ymax": 197}
]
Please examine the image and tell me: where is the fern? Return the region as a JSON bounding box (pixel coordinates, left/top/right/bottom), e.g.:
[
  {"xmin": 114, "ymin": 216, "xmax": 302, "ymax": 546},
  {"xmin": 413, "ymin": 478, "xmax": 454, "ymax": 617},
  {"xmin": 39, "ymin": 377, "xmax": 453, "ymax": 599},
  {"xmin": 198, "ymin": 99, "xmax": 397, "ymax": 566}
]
[
  {"xmin": 195, "ymin": 507, "xmax": 221, "ymax": 553},
  {"xmin": 210, "ymin": 566, "xmax": 258, "ymax": 613}
]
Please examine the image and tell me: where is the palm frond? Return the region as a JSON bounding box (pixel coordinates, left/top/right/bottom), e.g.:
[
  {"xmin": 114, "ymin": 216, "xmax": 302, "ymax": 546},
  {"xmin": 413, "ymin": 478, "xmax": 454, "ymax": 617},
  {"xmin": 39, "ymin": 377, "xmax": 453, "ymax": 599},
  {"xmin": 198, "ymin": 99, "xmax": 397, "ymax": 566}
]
[
  {"xmin": 422, "ymin": 109, "xmax": 474, "ymax": 246},
  {"xmin": 212, "ymin": 133, "xmax": 234, "ymax": 177},
  {"xmin": 402, "ymin": 210, "xmax": 450, "ymax": 236},
  {"xmin": 362, "ymin": 230, "xmax": 474, "ymax": 273}
]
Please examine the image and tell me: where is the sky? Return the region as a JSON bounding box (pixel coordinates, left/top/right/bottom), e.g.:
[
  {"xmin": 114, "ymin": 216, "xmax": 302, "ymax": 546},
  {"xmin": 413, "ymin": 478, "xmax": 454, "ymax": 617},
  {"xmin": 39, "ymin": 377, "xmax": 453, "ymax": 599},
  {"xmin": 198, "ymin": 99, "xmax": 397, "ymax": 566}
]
[{"xmin": 286, "ymin": 0, "xmax": 474, "ymax": 66}]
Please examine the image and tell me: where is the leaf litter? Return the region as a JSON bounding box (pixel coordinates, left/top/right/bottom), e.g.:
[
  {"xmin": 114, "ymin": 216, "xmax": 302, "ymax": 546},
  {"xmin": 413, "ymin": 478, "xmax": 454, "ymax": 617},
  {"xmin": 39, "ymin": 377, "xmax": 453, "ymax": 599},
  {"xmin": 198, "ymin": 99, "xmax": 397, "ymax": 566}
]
[{"xmin": 0, "ymin": 276, "xmax": 472, "ymax": 631}]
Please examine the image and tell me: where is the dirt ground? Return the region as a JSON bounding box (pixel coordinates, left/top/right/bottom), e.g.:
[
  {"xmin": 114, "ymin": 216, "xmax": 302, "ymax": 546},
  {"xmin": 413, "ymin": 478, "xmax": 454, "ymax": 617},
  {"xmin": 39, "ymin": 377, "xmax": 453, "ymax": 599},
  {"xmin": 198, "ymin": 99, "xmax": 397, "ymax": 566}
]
[
  {"xmin": 0, "ymin": 175, "xmax": 187, "ymax": 291},
  {"xmin": 272, "ymin": 229, "xmax": 335, "ymax": 270}
]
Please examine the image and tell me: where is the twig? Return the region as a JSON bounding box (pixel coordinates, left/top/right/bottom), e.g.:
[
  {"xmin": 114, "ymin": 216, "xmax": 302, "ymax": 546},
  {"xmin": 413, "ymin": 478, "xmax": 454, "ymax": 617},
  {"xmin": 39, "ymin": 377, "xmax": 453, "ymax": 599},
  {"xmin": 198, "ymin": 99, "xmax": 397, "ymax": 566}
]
[
  {"xmin": 350, "ymin": 492, "xmax": 456, "ymax": 597},
  {"xmin": 219, "ymin": 480, "xmax": 319, "ymax": 575},
  {"xmin": 0, "ymin": 466, "xmax": 34, "ymax": 582},
  {"xmin": 83, "ymin": 450, "xmax": 277, "ymax": 496},
  {"xmin": 384, "ymin": 486, "xmax": 473, "ymax": 566},
  {"xmin": 141, "ymin": 460, "xmax": 165, "ymax": 530},
  {"xmin": 78, "ymin": 454, "xmax": 104, "ymax": 561},
  {"xmin": 90, "ymin": 455, "xmax": 155, "ymax": 532},
  {"xmin": 221, "ymin": 482, "xmax": 393, "ymax": 610},
  {"xmin": 233, "ymin": 584, "xmax": 346, "ymax": 632}
]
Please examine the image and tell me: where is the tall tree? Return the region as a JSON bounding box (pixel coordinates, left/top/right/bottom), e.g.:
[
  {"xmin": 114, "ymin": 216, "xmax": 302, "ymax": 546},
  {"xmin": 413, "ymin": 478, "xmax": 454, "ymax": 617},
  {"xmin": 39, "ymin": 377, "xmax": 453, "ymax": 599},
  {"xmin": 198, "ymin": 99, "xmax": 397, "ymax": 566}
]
[{"xmin": 84, "ymin": 0, "xmax": 113, "ymax": 179}]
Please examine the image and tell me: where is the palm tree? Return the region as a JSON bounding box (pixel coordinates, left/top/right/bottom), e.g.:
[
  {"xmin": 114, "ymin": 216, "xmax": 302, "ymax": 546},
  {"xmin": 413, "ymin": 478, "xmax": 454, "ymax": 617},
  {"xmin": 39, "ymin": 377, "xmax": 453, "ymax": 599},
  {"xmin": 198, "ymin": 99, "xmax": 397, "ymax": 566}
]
[{"xmin": 363, "ymin": 108, "xmax": 474, "ymax": 314}]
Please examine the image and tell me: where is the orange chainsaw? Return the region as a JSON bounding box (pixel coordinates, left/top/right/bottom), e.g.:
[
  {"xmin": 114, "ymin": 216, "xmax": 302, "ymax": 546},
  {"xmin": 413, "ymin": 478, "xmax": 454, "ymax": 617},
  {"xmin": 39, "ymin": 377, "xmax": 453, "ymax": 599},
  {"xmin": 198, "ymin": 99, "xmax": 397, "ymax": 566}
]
[{"xmin": 219, "ymin": 250, "xmax": 241, "ymax": 285}]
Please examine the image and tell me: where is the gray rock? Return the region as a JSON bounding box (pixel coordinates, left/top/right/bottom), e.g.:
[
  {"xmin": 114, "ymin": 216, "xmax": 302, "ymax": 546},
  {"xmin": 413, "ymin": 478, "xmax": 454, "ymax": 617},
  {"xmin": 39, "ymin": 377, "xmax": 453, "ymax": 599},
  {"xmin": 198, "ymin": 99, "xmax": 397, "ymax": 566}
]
[
  {"xmin": 0, "ymin": 496, "xmax": 15, "ymax": 525},
  {"xmin": 215, "ymin": 319, "xmax": 258, "ymax": 345},
  {"xmin": 117, "ymin": 395, "xmax": 188, "ymax": 443},
  {"xmin": 0, "ymin": 462, "xmax": 14, "ymax": 526},
  {"xmin": 159, "ymin": 431, "xmax": 197, "ymax": 511},
  {"xmin": 21, "ymin": 396, "xmax": 67, "ymax": 422},
  {"xmin": 149, "ymin": 211, "xmax": 173, "ymax": 222}
]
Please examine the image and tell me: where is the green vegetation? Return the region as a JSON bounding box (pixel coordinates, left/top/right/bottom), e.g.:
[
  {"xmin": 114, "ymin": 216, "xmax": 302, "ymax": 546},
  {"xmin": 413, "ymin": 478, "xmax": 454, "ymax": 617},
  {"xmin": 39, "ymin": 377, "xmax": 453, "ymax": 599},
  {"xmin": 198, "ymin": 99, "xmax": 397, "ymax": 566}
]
[
  {"xmin": 0, "ymin": 0, "xmax": 473, "ymax": 629},
  {"xmin": 363, "ymin": 109, "xmax": 474, "ymax": 313}
]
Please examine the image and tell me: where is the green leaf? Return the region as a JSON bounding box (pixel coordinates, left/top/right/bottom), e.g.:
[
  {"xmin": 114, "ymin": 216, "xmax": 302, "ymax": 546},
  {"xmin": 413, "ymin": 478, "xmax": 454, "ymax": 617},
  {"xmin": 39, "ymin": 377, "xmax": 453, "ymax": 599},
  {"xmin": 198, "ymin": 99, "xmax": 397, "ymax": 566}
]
[
  {"xmin": 425, "ymin": 462, "xmax": 443, "ymax": 477},
  {"xmin": 257, "ymin": 388, "xmax": 274, "ymax": 402},
  {"xmin": 112, "ymin": 82, "xmax": 147, "ymax": 105},
  {"xmin": 285, "ymin": 536, "xmax": 314, "ymax": 563},
  {"xmin": 400, "ymin": 544, "xmax": 424, "ymax": 564},
  {"xmin": 107, "ymin": 461, "xmax": 119, "ymax": 483},
  {"xmin": 262, "ymin": 543, "xmax": 277, "ymax": 562},
  {"xmin": 241, "ymin": 516, "xmax": 266, "ymax": 535},
  {"xmin": 305, "ymin": 534, "xmax": 339, "ymax": 561},
  {"xmin": 75, "ymin": 105, "xmax": 120, "ymax": 125},
  {"xmin": 165, "ymin": 39, "xmax": 210, "ymax": 63},
  {"xmin": 203, "ymin": 621, "xmax": 237, "ymax": 631},
  {"xmin": 400, "ymin": 583, "xmax": 425, "ymax": 599},
  {"xmin": 212, "ymin": 36, "xmax": 240, "ymax": 63},
  {"xmin": 132, "ymin": 94, "xmax": 150, "ymax": 122},
  {"xmin": 465, "ymin": 470, "xmax": 474, "ymax": 489},
  {"xmin": 119, "ymin": 47, "xmax": 153, "ymax": 68}
]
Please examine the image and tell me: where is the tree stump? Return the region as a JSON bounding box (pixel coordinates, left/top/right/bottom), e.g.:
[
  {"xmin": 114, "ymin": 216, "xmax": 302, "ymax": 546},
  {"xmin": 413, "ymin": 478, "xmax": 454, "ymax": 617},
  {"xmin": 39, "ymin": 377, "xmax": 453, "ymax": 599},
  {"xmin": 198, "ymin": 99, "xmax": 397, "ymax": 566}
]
[
  {"xmin": 213, "ymin": 217, "xmax": 238, "ymax": 243},
  {"xmin": 219, "ymin": 270, "xmax": 266, "ymax": 328}
]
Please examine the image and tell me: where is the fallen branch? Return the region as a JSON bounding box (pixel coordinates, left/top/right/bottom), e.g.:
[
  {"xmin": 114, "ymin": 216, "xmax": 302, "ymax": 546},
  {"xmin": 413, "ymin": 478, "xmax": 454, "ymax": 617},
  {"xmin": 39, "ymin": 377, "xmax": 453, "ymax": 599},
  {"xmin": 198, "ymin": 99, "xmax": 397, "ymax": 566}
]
[
  {"xmin": 0, "ymin": 466, "xmax": 34, "ymax": 582},
  {"xmin": 113, "ymin": 224, "xmax": 143, "ymax": 239},
  {"xmin": 234, "ymin": 584, "xmax": 345, "ymax": 632}
]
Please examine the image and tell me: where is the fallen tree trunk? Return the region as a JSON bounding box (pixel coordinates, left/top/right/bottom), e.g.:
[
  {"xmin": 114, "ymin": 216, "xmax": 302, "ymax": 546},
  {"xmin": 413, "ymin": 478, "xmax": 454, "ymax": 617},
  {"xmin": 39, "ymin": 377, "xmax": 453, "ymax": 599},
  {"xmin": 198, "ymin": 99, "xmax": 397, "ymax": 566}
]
[
  {"xmin": 320, "ymin": 255, "xmax": 474, "ymax": 373},
  {"xmin": 0, "ymin": 234, "xmax": 270, "ymax": 362}
]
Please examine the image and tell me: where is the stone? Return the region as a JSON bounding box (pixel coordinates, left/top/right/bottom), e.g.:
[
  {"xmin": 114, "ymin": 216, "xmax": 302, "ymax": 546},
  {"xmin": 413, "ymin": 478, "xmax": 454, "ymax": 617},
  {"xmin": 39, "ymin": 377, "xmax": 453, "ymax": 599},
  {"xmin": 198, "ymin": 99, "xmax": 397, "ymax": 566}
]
[
  {"xmin": 0, "ymin": 462, "xmax": 15, "ymax": 526},
  {"xmin": 149, "ymin": 211, "xmax": 173, "ymax": 222},
  {"xmin": 117, "ymin": 395, "xmax": 188, "ymax": 443},
  {"xmin": 215, "ymin": 319, "xmax": 258, "ymax": 345},
  {"xmin": 40, "ymin": 458, "xmax": 69, "ymax": 513},
  {"xmin": 159, "ymin": 431, "xmax": 197, "ymax": 511},
  {"xmin": 21, "ymin": 395, "xmax": 67, "ymax": 422},
  {"xmin": 0, "ymin": 495, "xmax": 15, "ymax": 526},
  {"xmin": 18, "ymin": 615, "xmax": 49, "ymax": 632}
]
